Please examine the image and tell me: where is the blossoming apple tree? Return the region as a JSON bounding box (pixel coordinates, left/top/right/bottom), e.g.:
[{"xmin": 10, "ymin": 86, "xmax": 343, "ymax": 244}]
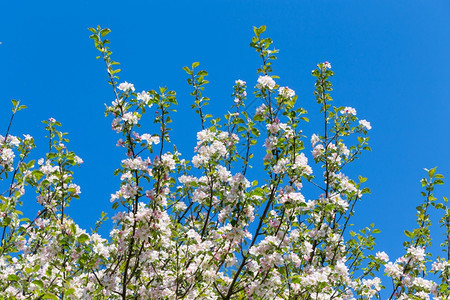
[{"xmin": 0, "ymin": 25, "xmax": 448, "ymax": 299}]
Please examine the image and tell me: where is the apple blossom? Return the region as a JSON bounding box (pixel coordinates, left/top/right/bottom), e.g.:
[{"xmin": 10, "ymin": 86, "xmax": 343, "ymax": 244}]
[
  {"xmin": 257, "ymin": 75, "xmax": 276, "ymax": 90},
  {"xmin": 0, "ymin": 25, "xmax": 447, "ymax": 300}
]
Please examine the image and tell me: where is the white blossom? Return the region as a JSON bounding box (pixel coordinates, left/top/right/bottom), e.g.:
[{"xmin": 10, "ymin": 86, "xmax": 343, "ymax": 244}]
[{"xmin": 257, "ymin": 75, "xmax": 276, "ymax": 90}]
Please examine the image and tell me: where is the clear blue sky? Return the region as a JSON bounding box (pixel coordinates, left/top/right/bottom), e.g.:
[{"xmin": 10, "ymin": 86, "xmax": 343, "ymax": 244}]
[{"xmin": 1, "ymin": 0, "xmax": 449, "ymax": 263}]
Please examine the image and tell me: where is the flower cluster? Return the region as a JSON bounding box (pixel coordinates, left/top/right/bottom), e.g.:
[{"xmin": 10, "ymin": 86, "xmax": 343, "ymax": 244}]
[
  {"xmin": 278, "ymin": 86, "xmax": 295, "ymax": 98},
  {"xmin": 257, "ymin": 75, "xmax": 276, "ymax": 90}
]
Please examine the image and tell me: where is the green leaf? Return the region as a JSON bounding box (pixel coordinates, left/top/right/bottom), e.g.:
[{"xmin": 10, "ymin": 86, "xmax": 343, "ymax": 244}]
[
  {"xmin": 253, "ymin": 25, "xmax": 266, "ymax": 37},
  {"xmin": 77, "ymin": 234, "xmax": 89, "ymax": 244},
  {"xmin": 183, "ymin": 66, "xmax": 192, "ymax": 75},
  {"xmin": 32, "ymin": 279, "xmax": 44, "ymax": 289},
  {"xmin": 65, "ymin": 288, "xmax": 75, "ymax": 295},
  {"xmin": 421, "ymin": 178, "xmax": 427, "ymax": 187},
  {"xmin": 253, "ymin": 188, "xmax": 264, "ymax": 197},
  {"xmin": 427, "ymin": 167, "xmax": 437, "ymax": 178},
  {"xmin": 8, "ymin": 274, "xmax": 20, "ymax": 281},
  {"xmin": 32, "ymin": 170, "xmax": 44, "ymax": 181},
  {"xmin": 251, "ymin": 127, "xmax": 260, "ymax": 137},
  {"xmin": 3, "ymin": 217, "xmax": 11, "ymax": 226},
  {"xmin": 16, "ymin": 104, "xmax": 27, "ymax": 111},
  {"xmin": 42, "ymin": 293, "xmax": 59, "ymax": 300},
  {"xmin": 100, "ymin": 28, "xmax": 111, "ymax": 37}
]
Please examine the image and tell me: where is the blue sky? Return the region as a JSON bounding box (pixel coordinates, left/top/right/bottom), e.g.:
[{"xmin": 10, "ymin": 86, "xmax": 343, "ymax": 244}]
[{"xmin": 1, "ymin": 0, "xmax": 449, "ymax": 264}]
